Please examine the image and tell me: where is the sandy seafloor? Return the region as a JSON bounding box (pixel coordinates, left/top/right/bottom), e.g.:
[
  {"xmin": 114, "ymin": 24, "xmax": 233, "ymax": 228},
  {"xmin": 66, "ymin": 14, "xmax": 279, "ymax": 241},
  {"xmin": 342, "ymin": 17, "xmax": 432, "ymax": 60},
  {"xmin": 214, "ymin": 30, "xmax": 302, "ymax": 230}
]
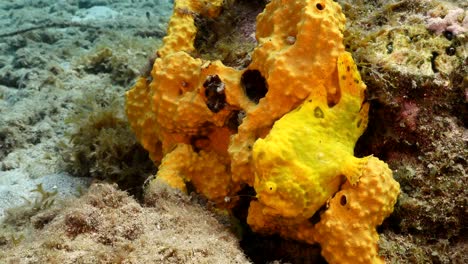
[
  {"xmin": 0, "ymin": 0, "xmax": 467, "ymax": 263},
  {"xmin": 0, "ymin": 0, "xmax": 172, "ymax": 219}
]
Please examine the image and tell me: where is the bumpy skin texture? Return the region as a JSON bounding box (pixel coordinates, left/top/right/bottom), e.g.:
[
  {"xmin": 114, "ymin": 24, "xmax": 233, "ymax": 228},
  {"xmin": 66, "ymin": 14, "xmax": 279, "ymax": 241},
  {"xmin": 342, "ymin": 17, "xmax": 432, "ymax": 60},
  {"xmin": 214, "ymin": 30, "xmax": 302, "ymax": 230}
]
[
  {"xmin": 251, "ymin": 52, "xmax": 369, "ymax": 220},
  {"xmin": 314, "ymin": 157, "xmax": 400, "ymax": 264},
  {"xmin": 125, "ymin": 0, "xmax": 400, "ymax": 263}
]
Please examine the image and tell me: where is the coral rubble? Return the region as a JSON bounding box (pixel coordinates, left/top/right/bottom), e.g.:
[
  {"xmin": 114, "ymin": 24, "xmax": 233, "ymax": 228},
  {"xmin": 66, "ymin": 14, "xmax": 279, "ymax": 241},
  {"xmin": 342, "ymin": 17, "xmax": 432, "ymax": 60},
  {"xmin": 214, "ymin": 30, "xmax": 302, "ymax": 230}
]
[
  {"xmin": 0, "ymin": 183, "xmax": 249, "ymax": 263},
  {"xmin": 339, "ymin": 0, "xmax": 467, "ymax": 262}
]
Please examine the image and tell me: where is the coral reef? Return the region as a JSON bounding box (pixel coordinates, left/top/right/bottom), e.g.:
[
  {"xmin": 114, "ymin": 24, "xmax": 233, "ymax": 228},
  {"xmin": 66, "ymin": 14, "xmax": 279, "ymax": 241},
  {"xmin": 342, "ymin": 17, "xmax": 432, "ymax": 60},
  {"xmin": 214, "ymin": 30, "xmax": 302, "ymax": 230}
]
[
  {"xmin": 338, "ymin": 0, "xmax": 467, "ymax": 262},
  {"xmin": 0, "ymin": 183, "xmax": 249, "ymax": 263},
  {"xmin": 426, "ymin": 6, "xmax": 467, "ymax": 35},
  {"xmin": 126, "ymin": 0, "xmax": 400, "ymax": 263}
]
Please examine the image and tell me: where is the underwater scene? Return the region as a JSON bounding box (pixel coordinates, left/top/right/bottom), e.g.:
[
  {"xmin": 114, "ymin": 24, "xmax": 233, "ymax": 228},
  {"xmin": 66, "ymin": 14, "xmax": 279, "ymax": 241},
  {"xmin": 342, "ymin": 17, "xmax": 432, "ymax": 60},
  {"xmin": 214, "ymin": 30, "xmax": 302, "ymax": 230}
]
[{"xmin": 0, "ymin": 0, "xmax": 466, "ymax": 263}]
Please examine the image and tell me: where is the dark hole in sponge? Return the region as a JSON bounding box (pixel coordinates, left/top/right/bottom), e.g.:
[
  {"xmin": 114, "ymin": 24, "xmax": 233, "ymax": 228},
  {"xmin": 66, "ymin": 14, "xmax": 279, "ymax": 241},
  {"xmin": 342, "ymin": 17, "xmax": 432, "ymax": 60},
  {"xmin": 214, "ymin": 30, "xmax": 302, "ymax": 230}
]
[
  {"xmin": 225, "ymin": 110, "xmax": 246, "ymax": 132},
  {"xmin": 241, "ymin": 69, "xmax": 268, "ymax": 103},
  {"xmin": 340, "ymin": 195, "xmax": 347, "ymax": 206},
  {"xmin": 204, "ymin": 75, "xmax": 226, "ymax": 113},
  {"xmin": 190, "ymin": 135, "xmax": 210, "ymax": 153}
]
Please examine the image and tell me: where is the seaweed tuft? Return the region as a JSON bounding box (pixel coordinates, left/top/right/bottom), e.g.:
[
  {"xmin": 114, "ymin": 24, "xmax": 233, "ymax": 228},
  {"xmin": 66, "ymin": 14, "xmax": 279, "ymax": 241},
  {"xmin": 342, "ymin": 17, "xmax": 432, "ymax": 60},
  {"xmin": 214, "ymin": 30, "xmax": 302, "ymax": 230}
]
[{"xmin": 60, "ymin": 93, "xmax": 155, "ymax": 199}]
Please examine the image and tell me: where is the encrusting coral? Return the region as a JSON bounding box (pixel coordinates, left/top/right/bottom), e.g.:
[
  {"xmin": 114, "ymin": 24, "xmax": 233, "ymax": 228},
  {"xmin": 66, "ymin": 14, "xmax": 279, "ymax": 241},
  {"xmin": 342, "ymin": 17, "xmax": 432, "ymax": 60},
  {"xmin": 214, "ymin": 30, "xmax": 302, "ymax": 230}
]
[{"xmin": 125, "ymin": 0, "xmax": 400, "ymax": 263}]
